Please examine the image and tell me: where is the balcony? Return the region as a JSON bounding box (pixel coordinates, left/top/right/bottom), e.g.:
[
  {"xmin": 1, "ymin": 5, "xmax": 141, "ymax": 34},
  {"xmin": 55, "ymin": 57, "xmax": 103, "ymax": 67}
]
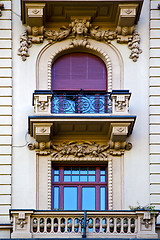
[
  {"xmin": 10, "ymin": 209, "xmax": 158, "ymax": 238},
  {"xmin": 28, "ymin": 90, "xmax": 136, "ymax": 155}
]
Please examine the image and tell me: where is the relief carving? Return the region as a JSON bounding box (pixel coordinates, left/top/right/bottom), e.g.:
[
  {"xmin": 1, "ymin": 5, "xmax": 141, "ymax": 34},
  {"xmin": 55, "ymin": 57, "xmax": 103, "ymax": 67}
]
[
  {"xmin": 18, "ymin": 18, "xmax": 142, "ymax": 62},
  {"xmin": 128, "ymin": 32, "xmax": 142, "ymax": 62},
  {"xmin": 17, "ymin": 31, "xmax": 32, "ymax": 61},
  {"xmin": 28, "ymin": 141, "xmax": 132, "ymax": 157}
]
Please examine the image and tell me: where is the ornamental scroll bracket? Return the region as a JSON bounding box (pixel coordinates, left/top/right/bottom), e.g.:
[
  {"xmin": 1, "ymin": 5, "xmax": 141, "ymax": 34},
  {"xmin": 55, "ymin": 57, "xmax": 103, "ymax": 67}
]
[{"xmin": 18, "ymin": 4, "xmax": 142, "ymax": 62}]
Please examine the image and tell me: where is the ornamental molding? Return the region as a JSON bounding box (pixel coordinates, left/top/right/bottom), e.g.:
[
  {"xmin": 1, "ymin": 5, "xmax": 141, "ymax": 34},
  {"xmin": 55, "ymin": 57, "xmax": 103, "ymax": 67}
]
[
  {"xmin": 18, "ymin": 18, "xmax": 142, "ymax": 62},
  {"xmin": 28, "ymin": 141, "xmax": 132, "ymax": 157}
]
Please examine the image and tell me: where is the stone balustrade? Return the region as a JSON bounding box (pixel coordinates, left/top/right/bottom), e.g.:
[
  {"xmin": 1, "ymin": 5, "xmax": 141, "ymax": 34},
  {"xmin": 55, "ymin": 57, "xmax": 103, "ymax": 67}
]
[{"xmin": 10, "ymin": 210, "xmax": 158, "ymax": 238}]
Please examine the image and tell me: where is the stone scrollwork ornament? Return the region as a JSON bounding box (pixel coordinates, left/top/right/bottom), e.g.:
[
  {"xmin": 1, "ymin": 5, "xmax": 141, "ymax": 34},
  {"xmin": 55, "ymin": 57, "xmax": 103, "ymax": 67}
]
[{"xmin": 18, "ymin": 18, "xmax": 142, "ymax": 62}]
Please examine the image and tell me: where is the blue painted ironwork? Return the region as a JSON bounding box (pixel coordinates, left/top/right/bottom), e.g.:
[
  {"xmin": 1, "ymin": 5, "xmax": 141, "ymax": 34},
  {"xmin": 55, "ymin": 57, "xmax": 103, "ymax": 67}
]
[{"xmin": 51, "ymin": 90, "xmax": 111, "ymax": 114}]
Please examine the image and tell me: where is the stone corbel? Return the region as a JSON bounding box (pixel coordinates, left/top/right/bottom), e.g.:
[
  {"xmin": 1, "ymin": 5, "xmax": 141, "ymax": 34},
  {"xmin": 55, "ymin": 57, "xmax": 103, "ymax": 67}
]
[
  {"xmin": 0, "ymin": 2, "xmax": 4, "ymax": 17},
  {"xmin": 33, "ymin": 90, "xmax": 52, "ymax": 114},
  {"xmin": 31, "ymin": 123, "xmax": 53, "ymax": 142},
  {"xmin": 117, "ymin": 4, "xmax": 138, "ymax": 43},
  {"xmin": 25, "ymin": 3, "xmax": 45, "ymax": 43},
  {"xmin": 110, "ymin": 90, "xmax": 131, "ymax": 115}
]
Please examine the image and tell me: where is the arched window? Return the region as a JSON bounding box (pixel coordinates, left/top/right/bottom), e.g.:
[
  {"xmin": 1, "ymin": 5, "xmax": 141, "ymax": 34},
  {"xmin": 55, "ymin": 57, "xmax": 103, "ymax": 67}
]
[
  {"xmin": 51, "ymin": 53, "xmax": 109, "ymax": 114},
  {"xmin": 51, "ymin": 52, "xmax": 107, "ymax": 91}
]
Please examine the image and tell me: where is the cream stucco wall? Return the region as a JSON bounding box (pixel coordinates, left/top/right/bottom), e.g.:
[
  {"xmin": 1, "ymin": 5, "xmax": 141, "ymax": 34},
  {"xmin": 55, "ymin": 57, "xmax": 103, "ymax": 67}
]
[{"xmin": 8, "ymin": 0, "xmax": 157, "ymax": 223}]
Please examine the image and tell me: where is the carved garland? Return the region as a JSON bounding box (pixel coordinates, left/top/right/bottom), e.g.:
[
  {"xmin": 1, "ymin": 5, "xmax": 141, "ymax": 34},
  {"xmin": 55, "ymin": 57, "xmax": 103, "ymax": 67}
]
[
  {"xmin": 28, "ymin": 141, "xmax": 132, "ymax": 157},
  {"xmin": 47, "ymin": 44, "xmax": 112, "ymax": 91},
  {"xmin": 18, "ymin": 19, "xmax": 142, "ymax": 63},
  {"xmin": 0, "ymin": 2, "xmax": 4, "ymax": 17}
]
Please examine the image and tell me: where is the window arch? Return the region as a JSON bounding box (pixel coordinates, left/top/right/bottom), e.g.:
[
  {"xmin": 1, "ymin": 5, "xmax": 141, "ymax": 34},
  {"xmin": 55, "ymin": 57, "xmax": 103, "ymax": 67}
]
[{"xmin": 51, "ymin": 52, "xmax": 107, "ymax": 91}]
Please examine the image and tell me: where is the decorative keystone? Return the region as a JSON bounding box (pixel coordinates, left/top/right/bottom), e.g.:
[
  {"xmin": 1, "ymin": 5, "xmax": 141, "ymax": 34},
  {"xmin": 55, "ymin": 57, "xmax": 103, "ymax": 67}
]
[
  {"xmin": 110, "ymin": 90, "xmax": 131, "ymax": 115},
  {"xmin": 33, "ymin": 90, "xmax": 52, "ymax": 114}
]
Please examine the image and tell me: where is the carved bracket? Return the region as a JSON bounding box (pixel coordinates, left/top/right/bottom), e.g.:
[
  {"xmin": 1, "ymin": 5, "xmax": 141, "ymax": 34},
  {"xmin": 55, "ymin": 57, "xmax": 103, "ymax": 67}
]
[{"xmin": 18, "ymin": 12, "xmax": 142, "ymax": 61}]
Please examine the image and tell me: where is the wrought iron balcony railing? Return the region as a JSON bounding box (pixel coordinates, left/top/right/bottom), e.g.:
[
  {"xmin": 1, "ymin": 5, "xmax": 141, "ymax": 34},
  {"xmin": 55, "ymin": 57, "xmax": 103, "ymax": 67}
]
[
  {"xmin": 51, "ymin": 90, "xmax": 111, "ymax": 114},
  {"xmin": 33, "ymin": 89, "xmax": 131, "ymax": 115}
]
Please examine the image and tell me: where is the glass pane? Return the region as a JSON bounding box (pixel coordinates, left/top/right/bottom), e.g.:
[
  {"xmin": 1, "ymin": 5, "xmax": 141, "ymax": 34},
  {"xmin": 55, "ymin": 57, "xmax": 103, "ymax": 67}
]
[
  {"xmin": 64, "ymin": 167, "xmax": 71, "ymax": 174},
  {"xmin": 54, "ymin": 187, "xmax": 59, "ymax": 209},
  {"xmin": 54, "ymin": 169, "xmax": 59, "ymax": 175},
  {"xmin": 64, "ymin": 175, "xmax": 71, "ymax": 182},
  {"xmin": 88, "ymin": 175, "xmax": 96, "ymax": 182},
  {"xmin": 82, "ymin": 187, "xmax": 95, "ymax": 210},
  {"xmin": 100, "ymin": 176, "xmax": 105, "ymax": 182},
  {"xmin": 100, "ymin": 187, "xmax": 105, "ymax": 210},
  {"xmin": 80, "ymin": 168, "xmax": 87, "ymax": 174},
  {"xmin": 72, "ymin": 167, "xmax": 79, "ymax": 174},
  {"xmin": 100, "ymin": 168, "xmax": 105, "ymax": 175},
  {"xmin": 64, "ymin": 187, "xmax": 77, "ymax": 210},
  {"xmin": 72, "ymin": 175, "xmax": 79, "ymax": 182},
  {"xmin": 80, "ymin": 175, "xmax": 87, "ymax": 182},
  {"xmin": 88, "ymin": 168, "xmax": 95, "ymax": 174},
  {"xmin": 54, "ymin": 175, "xmax": 59, "ymax": 182}
]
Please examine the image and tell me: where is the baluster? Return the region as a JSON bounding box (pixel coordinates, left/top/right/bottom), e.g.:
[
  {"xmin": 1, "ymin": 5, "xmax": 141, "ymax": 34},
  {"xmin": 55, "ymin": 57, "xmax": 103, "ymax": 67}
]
[
  {"xmin": 92, "ymin": 217, "xmax": 95, "ymax": 233},
  {"xmin": 114, "ymin": 217, "xmax": 116, "ymax": 233},
  {"xmin": 65, "ymin": 217, "xmax": 68, "ymax": 233},
  {"xmin": 44, "ymin": 218, "xmax": 47, "ymax": 233},
  {"xmin": 128, "ymin": 218, "xmax": 131, "ymax": 234},
  {"xmin": 37, "ymin": 218, "xmax": 40, "ymax": 233},
  {"xmin": 58, "ymin": 218, "xmax": 61, "ymax": 233},
  {"xmin": 79, "ymin": 217, "xmax": 82, "ymax": 233},
  {"xmin": 107, "ymin": 218, "xmax": 110, "ymax": 233},
  {"xmin": 51, "ymin": 218, "xmax": 54, "ymax": 233},
  {"xmin": 71, "ymin": 217, "xmax": 74, "ymax": 233},
  {"xmin": 121, "ymin": 217, "xmax": 124, "ymax": 233},
  {"xmin": 135, "ymin": 218, "xmax": 138, "ymax": 234},
  {"xmin": 100, "ymin": 217, "xmax": 103, "ymax": 233}
]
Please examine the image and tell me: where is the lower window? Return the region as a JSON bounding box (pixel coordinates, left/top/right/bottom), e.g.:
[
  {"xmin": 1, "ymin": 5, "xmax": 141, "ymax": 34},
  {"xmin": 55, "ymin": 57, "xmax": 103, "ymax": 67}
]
[{"xmin": 52, "ymin": 166, "xmax": 108, "ymax": 210}]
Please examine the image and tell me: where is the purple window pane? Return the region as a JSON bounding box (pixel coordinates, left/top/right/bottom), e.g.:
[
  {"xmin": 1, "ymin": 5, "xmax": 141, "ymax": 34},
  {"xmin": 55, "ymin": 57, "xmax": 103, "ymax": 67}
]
[
  {"xmin": 72, "ymin": 167, "xmax": 79, "ymax": 174},
  {"xmin": 54, "ymin": 175, "xmax": 59, "ymax": 182},
  {"xmin": 82, "ymin": 187, "xmax": 95, "ymax": 210},
  {"xmin": 54, "ymin": 187, "xmax": 59, "ymax": 209},
  {"xmin": 88, "ymin": 175, "xmax": 96, "ymax": 182},
  {"xmin": 80, "ymin": 168, "xmax": 87, "ymax": 174},
  {"xmin": 64, "ymin": 187, "xmax": 77, "ymax": 210},
  {"xmin": 80, "ymin": 175, "xmax": 87, "ymax": 182},
  {"xmin": 72, "ymin": 175, "xmax": 79, "ymax": 182},
  {"xmin": 64, "ymin": 175, "xmax": 71, "ymax": 182},
  {"xmin": 100, "ymin": 176, "xmax": 105, "ymax": 182},
  {"xmin": 64, "ymin": 167, "xmax": 71, "ymax": 174},
  {"xmin": 100, "ymin": 187, "xmax": 105, "ymax": 210}
]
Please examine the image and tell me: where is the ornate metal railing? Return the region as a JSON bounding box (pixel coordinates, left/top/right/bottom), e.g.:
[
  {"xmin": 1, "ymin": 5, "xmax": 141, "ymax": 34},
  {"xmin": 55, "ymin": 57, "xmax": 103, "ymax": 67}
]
[
  {"xmin": 51, "ymin": 90, "xmax": 111, "ymax": 114},
  {"xmin": 10, "ymin": 210, "xmax": 158, "ymax": 238}
]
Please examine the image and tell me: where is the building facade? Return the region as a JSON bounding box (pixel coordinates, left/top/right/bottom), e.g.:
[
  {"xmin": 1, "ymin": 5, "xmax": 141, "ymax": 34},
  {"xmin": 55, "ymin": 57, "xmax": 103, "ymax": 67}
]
[{"xmin": 0, "ymin": 0, "xmax": 160, "ymax": 238}]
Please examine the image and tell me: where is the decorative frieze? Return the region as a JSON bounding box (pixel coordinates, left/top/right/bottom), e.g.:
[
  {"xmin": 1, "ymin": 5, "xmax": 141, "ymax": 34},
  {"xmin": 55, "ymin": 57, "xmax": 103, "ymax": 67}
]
[
  {"xmin": 18, "ymin": 16, "xmax": 142, "ymax": 62},
  {"xmin": 28, "ymin": 140, "xmax": 132, "ymax": 157}
]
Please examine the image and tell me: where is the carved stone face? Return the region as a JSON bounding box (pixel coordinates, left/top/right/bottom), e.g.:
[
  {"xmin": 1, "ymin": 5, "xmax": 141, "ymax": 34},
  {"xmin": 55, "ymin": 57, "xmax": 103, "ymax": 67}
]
[{"xmin": 76, "ymin": 23, "xmax": 84, "ymax": 35}]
